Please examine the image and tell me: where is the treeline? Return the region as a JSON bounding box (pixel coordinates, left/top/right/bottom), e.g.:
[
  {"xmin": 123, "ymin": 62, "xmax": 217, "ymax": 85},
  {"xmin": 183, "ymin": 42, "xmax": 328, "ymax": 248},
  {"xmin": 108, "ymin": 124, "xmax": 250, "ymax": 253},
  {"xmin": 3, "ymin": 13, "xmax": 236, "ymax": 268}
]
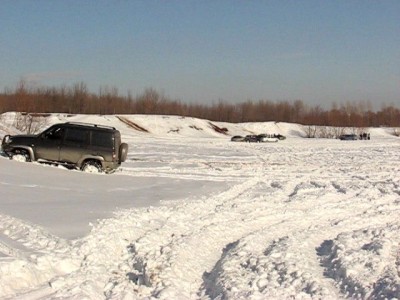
[{"xmin": 0, "ymin": 81, "xmax": 399, "ymax": 127}]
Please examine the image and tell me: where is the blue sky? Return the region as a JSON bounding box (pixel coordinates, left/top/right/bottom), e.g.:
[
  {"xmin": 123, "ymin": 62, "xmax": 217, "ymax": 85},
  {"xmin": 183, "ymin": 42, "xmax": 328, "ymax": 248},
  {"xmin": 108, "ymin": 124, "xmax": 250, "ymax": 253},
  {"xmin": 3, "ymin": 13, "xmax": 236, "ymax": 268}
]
[{"xmin": 1, "ymin": 1, "xmax": 399, "ymax": 108}]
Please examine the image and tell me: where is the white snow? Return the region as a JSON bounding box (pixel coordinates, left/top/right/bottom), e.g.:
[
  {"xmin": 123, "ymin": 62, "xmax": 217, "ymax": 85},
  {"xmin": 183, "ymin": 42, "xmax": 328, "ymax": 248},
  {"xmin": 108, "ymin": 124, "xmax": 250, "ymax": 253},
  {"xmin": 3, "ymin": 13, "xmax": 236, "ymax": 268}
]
[{"xmin": 0, "ymin": 112, "xmax": 399, "ymax": 299}]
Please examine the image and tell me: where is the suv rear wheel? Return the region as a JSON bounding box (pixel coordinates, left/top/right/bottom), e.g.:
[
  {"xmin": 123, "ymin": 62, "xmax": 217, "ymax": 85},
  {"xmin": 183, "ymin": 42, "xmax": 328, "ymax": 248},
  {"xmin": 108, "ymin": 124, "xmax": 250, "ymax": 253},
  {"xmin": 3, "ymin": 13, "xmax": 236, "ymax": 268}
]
[{"xmin": 81, "ymin": 160, "xmax": 102, "ymax": 173}]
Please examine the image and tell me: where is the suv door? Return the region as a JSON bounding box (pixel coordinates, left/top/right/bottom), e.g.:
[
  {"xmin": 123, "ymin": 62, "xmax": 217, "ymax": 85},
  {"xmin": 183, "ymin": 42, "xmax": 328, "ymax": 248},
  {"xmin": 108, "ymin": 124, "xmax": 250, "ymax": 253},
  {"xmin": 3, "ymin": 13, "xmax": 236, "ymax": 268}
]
[
  {"xmin": 60, "ymin": 127, "xmax": 89, "ymax": 164},
  {"xmin": 35, "ymin": 125, "xmax": 64, "ymax": 161}
]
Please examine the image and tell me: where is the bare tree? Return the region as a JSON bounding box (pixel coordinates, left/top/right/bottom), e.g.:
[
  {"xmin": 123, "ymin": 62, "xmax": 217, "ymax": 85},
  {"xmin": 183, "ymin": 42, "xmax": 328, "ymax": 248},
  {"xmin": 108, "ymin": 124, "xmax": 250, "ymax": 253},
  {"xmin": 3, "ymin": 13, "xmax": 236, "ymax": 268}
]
[
  {"xmin": 13, "ymin": 113, "xmax": 49, "ymax": 134},
  {"xmin": 1, "ymin": 81, "xmax": 400, "ymax": 126},
  {"xmin": 303, "ymin": 125, "xmax": 317, "ymax": 138}
]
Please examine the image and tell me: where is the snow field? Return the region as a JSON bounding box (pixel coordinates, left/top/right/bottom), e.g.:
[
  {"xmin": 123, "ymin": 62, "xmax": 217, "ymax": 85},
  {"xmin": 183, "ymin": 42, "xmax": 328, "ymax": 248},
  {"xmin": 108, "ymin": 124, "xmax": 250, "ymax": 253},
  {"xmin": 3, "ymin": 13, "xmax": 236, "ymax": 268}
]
[{"xmin": 0, "ymin": 113, "xmax": 399, "ymax": 299}]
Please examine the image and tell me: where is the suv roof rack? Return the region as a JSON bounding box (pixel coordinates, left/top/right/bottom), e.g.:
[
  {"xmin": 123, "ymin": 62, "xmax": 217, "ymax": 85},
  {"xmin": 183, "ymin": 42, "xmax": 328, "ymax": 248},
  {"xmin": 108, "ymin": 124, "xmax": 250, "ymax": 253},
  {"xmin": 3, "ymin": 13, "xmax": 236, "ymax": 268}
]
[{"xmin": 65, "ymin": 122, "xmax": 116, "ymax": 130}]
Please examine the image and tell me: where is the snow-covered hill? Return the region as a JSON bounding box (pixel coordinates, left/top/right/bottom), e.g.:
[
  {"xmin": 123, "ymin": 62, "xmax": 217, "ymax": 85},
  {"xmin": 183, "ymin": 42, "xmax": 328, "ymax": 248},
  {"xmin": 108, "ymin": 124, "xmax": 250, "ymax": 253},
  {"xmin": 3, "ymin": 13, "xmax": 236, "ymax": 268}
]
[
  {"xmin": 1, "ymin": 112, "xmax": 396, "ymax": 141},
  {"xmin": 0, "ymin": 112, "xmax": 306, "ymax": 139},
  {"xmin": 0, "ymin": 112, "xmax": 399, "ymax": 299}
]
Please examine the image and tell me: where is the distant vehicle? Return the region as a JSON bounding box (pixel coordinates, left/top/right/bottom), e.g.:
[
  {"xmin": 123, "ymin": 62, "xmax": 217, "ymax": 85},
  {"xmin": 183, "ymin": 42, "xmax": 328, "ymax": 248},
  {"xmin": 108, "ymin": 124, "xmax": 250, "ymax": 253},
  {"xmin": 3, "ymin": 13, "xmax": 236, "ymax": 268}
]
[
  {"xmin": 1, "ymin": 122, "xmax": 128, "ymax": 173},
  {"xmin": 359, "ymin": 132, "xmax": 370, "ymax": 140},
  {"xmin": 274, "ymin": 134, "xmax": 286, "ymax": 140},
  {"xmin": 339, "ymin": 134, "xmax": 358, "ymax": 140},
  {"xmin": 244, "ymin": 135, "xmax": 258, "ymax": 143},
  {"xmin": 257, "ymin": 134, "xmax": 278, "ymax": 143},
  {"xmin": 232, "ymin": 133, "xmax": 285, "ymax": 143},
  {"xmin": 230, "ymin": 135, "xmax": 245, "ymax": 142}
]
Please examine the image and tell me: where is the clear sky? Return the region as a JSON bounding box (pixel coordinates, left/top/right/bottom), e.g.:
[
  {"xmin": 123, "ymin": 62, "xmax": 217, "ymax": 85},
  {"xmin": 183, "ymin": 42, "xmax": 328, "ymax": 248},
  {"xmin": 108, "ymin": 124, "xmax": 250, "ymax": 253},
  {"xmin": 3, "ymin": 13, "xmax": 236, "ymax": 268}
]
[{"xmin": 1, "ymin": 1, "xmax": 399, "ymax": 108}]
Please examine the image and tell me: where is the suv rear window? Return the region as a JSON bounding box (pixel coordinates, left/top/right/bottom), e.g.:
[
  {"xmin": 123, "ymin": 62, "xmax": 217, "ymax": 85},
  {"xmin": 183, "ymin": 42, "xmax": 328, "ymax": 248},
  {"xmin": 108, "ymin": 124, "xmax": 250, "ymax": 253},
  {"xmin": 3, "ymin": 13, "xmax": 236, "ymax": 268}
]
[{"xmin": 91, "ymin": 131, "xmax": 113, "ymax": 148}]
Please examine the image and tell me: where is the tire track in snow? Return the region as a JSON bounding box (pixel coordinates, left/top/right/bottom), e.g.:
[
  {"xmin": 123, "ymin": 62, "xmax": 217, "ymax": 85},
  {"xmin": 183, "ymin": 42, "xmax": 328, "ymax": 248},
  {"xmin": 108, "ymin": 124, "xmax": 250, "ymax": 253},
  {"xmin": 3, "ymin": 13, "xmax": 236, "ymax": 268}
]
[
  {"xmin": 0, "ymin": 233, "xmax": 34, "ymax": 262},
  {"xmin": 104, "ymin": 142, "xmax": 400, "ymax": 299},
  {"xmin": 0, "ymin": 214, "xmax": 71, "ymax": 256},
  {"xmin": 317, "ymin": 223, "xmax": 400, "ymax": 299},
  {"xmin": 0, "ymin": 178, "xmax": 255, "ymax": 299},
  {"xmin": 200, "ymin": 175, "xmax": 400, "ymax": 299},
  {"xmin": 119, "ymin": 160, "xmax": 259, "ymax": 182},
  {"xmin": 104, "ymin": 176, "xmax": 266, "ymax": 299},
  {"xmin": 0, "ymin": 214, "xmax": 80, "ymax": 300},
  {"xmin": 11, "ymin": 178, "xmax": 262, "ymax": 300}
]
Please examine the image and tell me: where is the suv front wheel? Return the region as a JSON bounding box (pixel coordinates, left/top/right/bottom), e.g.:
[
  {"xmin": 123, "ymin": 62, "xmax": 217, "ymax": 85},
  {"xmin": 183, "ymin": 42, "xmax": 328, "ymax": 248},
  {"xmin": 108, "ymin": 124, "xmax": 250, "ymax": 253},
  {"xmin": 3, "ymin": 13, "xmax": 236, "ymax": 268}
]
[
  {"xmin": 81, "ymin": 160, "xmax": 102, "ymax": 173},
  {"xmin": 11, "ymin": 149, "xmax": 31, "ymax": 162}
]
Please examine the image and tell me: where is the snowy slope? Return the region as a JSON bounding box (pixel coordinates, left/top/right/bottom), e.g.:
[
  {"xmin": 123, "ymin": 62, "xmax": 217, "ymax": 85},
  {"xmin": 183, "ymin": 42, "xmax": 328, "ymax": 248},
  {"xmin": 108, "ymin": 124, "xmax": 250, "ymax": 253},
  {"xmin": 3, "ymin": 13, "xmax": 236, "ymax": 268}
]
[
  {"xmin": 0, "ymin": 113, "xmax": 399, "ymax": 299},
  {"xmin": 0, "ymin": 112, "xmax": 396, "ymax": 140}
]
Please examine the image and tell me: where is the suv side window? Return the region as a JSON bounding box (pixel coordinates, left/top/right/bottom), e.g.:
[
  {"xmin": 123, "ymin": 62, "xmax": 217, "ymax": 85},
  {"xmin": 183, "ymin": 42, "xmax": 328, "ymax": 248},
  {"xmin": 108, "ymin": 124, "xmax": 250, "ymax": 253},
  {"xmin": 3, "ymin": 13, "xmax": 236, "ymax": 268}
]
[
  {"xmin": 64, "ymin": 127, "xmax": 89, "ymax": 145},
  {"xmin": 91, "ymin": 131, "xmax": 113, "ymax": 148},
  {"xmin": 43, "ymin": 126, "xmax": 64, "ymax": 141}
]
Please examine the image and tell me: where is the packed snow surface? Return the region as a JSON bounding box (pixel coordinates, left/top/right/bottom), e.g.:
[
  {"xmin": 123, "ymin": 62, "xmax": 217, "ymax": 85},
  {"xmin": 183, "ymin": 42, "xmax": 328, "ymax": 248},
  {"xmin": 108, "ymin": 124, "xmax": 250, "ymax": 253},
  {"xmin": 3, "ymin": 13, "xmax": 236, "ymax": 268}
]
[{"xmin": 0, "ymin": 113, "xmax": 399, "ymax": 299}]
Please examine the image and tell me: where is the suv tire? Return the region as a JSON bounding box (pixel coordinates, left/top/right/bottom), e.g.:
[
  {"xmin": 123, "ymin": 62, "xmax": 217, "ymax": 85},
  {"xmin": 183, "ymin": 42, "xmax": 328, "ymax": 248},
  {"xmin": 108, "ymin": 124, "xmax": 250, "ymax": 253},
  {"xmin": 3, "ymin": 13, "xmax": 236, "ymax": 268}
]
[
  {"xmin": 11, "ymin": 150, "xmax": 31, "ymax": 162},
  {"xmin": 81, "ymin": 160, "xmax": 102, "ymax": 173},
  {"xmin": 119, "ymin": 143, "xmax": 128, "ymax": 163}
]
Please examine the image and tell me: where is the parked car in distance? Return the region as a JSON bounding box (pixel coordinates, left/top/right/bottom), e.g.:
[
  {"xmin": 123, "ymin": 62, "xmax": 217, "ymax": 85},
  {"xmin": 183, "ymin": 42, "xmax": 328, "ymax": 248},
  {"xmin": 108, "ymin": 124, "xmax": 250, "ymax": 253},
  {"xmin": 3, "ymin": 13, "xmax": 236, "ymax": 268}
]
[
  {"xmin": 257, "ymin": 134, "xmax": 278, "ymax": 143},
  {"xmin": 274, "ymin": 134, "xmax": 286, "ymax": 140},
  {"xmin": 230, "ymin": 135, "xmax": 245, "ymax": 142},
  {"xmin": 1, "ymin": 122, "xmax": 128, "ymax": 173},
  {"xmin": 339, "ymin": 134, "xmax": 358, "ymax": 140},
  {"xmin": 244, "ymin": 135, "xmax": 259, "ymax": 143}
]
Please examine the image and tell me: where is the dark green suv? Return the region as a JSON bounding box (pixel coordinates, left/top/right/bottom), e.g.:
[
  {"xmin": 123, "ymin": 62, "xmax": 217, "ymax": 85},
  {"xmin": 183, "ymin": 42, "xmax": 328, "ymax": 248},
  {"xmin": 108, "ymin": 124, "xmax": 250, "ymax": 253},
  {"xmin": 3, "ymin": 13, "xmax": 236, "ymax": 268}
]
[{"xmin": 1, "ymin": 122, "xmax": 128, "ymax": 173}]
